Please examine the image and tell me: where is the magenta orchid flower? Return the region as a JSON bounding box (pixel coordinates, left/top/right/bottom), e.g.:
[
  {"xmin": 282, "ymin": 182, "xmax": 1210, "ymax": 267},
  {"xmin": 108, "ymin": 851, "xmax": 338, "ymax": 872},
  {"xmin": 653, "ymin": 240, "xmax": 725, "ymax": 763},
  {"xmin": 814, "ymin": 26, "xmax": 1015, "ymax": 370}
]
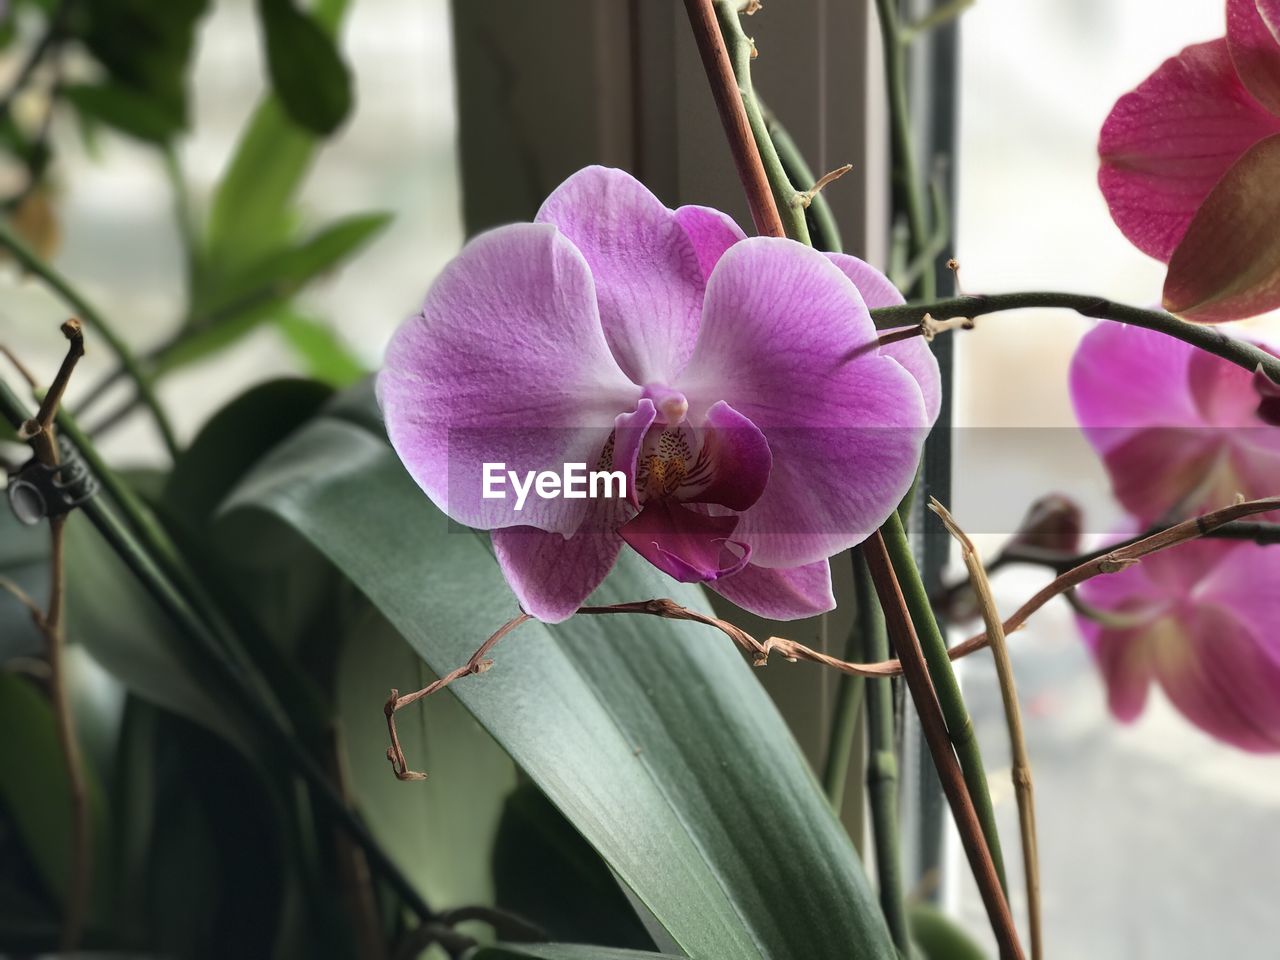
[
  {"xmin": 1070, "ymin": 321, "xmax": 1280, "ymax": 526},
  {"xmin": 1077, "ymin": 537, "xmax": 1280, "ymax": 752},
  {"xmin": 1098, "ymin": 0, "xmax": 1280, "ymax": 321},
  {"xmin": 377, "ymin": 166, "xmax": 939, "ymax": 622}
]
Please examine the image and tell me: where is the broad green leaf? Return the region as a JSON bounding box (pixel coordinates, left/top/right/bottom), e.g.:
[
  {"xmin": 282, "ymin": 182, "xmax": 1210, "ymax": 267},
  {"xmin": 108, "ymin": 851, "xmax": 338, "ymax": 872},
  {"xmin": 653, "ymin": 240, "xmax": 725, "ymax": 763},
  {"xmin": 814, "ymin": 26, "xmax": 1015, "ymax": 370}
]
[
  {"xmin": 468, "ymin": 947, "xmax": 685, "ymax": 960},
  {"xmin": 204, "ymin": 0, "xmax": 350, "ymax": 274},
  {"xmin": 223, "ymin": 407, "xmax": 896, "ymax": 960},
  {"xmin": 275, "ymin": 311, "xmax": 366, "ymax": 386},
  {"xmin": 0, "ymin": 672, "xmax": 109, "ymax": 918},
  {"xmin": 257, "ymin": 0, "xmax": 353, "ymax": 136}
]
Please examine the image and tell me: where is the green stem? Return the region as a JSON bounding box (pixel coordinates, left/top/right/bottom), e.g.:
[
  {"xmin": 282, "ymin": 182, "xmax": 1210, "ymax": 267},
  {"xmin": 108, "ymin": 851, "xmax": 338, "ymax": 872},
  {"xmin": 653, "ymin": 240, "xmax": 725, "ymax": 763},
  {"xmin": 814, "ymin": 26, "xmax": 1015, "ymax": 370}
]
[
  {"xmin": 855, "ymin": 548, "xmax": 912, "ymax": 958},
  {"xmin": 762, "ymin": 106, "xmax": 844, "ymax": 253},
  {"xmin": 713, "ymin": 2, "xmax": 811, "ymax": 243},
  {"xmin": 821, "ymin": 643, "xmax": 865, "ymax": 813},
  {"xmin": 881, "ymin": 511, "xmax": 1007, "ymax": 891},
  {"xmin": 0, "ymin": 223, "xmax": 179, "ymax": 457},
  {"xmin": 873, "ymin": 0, "xmax": 935, "ymax": 300},
  {"xmin": 870, "ymin": 291, "xmax": 1280, "ymax": 384},
  {"xmin": 0, "ymin": 378, "xmax": 436, "ymax": 926}
]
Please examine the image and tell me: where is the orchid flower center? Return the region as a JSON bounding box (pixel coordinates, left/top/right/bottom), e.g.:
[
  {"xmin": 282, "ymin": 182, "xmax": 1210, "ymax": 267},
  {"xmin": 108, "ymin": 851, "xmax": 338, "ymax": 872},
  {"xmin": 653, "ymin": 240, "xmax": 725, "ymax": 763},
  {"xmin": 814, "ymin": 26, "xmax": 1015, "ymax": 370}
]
[{"xmin": 642, "ymin": 384, "xmax": 689, "ymax": 425}]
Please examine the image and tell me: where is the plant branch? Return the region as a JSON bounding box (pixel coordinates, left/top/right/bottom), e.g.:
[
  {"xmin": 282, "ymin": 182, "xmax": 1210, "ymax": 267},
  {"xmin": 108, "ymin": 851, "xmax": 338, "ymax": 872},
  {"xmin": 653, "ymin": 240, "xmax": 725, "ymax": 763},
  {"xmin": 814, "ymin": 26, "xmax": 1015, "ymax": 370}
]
[
  {"xmin": 0, "ymin": 222, "xmax": 179, "ymax": 457},
  {"xmin": 931, "ymin": 500, "xmax": 1042, "ymax": 960},
  {"xmin": 869, "ymin": 292, "xmax": 1280, "ymax": 383},
  {"xmin": 863, "ymin": 532, "xmax": 1023, "ymax": 959}
]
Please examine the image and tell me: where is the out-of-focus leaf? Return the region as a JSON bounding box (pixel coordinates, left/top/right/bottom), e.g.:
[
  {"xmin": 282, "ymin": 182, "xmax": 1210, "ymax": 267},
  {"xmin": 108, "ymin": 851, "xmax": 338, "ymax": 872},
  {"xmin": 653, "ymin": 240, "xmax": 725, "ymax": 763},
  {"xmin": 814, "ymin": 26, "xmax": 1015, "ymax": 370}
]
[
  {"xmin": 275, "ymin": 311, "xmax": 366, "ymax": 386},
  {"xmin": 1163, "ymin": 133, "xmax": 1280, "ymax": 322},
  {"xmin": 188, "ymin": 211, "xmax": 390, "ymax": 333},
  {"xmin": 0, "ymin": 672, "xmax": 109, "ymax": 919},
  {"xmin": 223, "ymin": 398, "xmax": 896, "ymax": 960},
  {"xmin": 467, "ymin": 946, "xmax": 684, "ymax": 960},
  {"xmin": 164, "ymin": 378, "xmax": 333, "ymax": 526},
  {"xmin": 491, "ymin": 782, "xmax": 655, "ymax": 950},
  {"xmin": 257, "ymin": 0, "xmax": 352, "ymax": 136},
  {"xmin": 909, "ymin": 903, "xmax": 988, "ymax": 960},
  {"xmin": 0, "ymin": 511, "xmax": 48, "ymax": 663},
  {"xmin": 204, "ymin": 0, "xmax": 349, "ymax": 275},
  {"xmin": 63, "ymin": 81, "xmax": 184, "ymax": 144}
]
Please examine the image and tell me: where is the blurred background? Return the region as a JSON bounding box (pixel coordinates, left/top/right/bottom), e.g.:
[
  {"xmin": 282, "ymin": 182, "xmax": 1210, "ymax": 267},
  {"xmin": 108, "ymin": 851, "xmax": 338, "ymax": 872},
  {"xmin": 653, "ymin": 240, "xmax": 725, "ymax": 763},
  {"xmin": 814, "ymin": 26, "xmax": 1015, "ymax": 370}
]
[{"xmin": 2, "ymin": 0, "xmax": 1278, "ymax": 956}]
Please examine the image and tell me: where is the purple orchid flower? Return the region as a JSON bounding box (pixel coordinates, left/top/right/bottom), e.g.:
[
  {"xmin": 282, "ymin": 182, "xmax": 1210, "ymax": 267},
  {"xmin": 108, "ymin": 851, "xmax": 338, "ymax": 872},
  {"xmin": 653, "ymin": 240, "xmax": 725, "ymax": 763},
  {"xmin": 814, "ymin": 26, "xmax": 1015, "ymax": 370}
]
[
  {"xmin": 1098, "ymin": 0, "xmax": 1280, "ymax": 321},
  {"xmin": 378, "ymin": 166, "xmax": 939, "ymax": 622},
  {"xmin": 1077, "ymin": 537, "xmax": 1280, "ymax": 752},
  {"xmin": 1070, "ymin": 321, "xmax": 1280, "ymax": 526}
]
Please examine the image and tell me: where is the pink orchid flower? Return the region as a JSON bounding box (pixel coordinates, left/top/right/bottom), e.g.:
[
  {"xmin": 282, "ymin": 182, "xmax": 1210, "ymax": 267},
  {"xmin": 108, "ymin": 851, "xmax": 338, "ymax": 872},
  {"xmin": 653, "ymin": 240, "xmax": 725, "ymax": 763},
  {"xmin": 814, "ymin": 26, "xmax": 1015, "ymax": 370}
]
[
  {"xmin": 1098, "ymin": 0, "xmax": 1280, "ymax": 321},
  {"xmin": 1077, "ymin": 537, "xmax": 1280, "ymax": 752},
  {"xmin": 1070, "ymin": 321, "xmax": 1280, "ymax": 526},
  {"xmin": 377, "ymin": 166, "xmax": 939, "ymax": 622}
]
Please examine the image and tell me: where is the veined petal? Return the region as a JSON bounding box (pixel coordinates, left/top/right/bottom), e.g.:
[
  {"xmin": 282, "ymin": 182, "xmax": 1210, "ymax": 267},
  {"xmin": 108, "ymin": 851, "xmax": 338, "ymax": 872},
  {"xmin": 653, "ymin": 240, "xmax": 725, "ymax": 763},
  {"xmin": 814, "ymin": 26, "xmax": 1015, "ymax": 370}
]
[
  {"xmin": 683, "ymin": 401, "xmax": 772, "ymax": 511},
  {"xmin": 537, "ymin": 166, "xmax": 705, "ymax": 384},
  {"xmin": 707, "ymin": 559, "xmax": 836, "ymax": 620},
  {"xmin": 674, "ymin": 204, "xmax": 746, "ymax": 279},
  {"xmin": 1229, "ymin": 0, "xmax": 1280, "ymax": 115},
  {"xmin": 826, "ymin": 252, "xmax": 941, "ymax": 423},
  {"xmin": 618, "ymin": 500, "xmax": 751, "ymax": 583},
  {"xmin": 678, "ymin": 238, "xmax": 931, "ymax": 568},
  {"xmin": 378, "ymin": 223, "xmax": 639, "ymax": 536},
  {"xmin": 1098, "ymin": 40, "xmax": 1280, "ymax": 262},
  {"xmin": 1163, "ymin": 133, "xmax": 1280, "ymax": 322},
  {"xmin": 492, "ymin": 499, "xmax": 628, "ymax": 624},
  {"xmin": 611, "ymin": 400, "xmax": 658, "ymax": 509}
]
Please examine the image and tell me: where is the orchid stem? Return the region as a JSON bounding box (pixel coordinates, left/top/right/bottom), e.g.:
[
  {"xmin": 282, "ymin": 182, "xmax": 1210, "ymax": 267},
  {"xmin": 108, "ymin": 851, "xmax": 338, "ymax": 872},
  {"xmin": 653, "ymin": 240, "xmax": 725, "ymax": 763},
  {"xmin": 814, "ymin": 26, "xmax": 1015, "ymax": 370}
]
[
  {"xmin": 820, "ymin": 636, "xmax": 865, "ymax": 813},
  {"xmin": 710, "ymin": 1, "xmax": 811, "ymax": 243},
  {"xmin": 0, "ymin": 223, "xmax": 179, "ymax": 458},
  {"xmin": 881, "ymin": 511, "xmax": 1009, "ymax": 892},
  {"xmin": 870, "ymin": 292, "xmax": 1280, "ymax": 383},
  {"xmin": 931, "ymin": 501, "xmax": 1042, "ymax": 959},
  {"xmin": 761, "ymin": 104, "xmax": 843, "ymax": 251},
  {"xmin": 855, "ymin": 547, "xmax": 912, "ymax": 957}
]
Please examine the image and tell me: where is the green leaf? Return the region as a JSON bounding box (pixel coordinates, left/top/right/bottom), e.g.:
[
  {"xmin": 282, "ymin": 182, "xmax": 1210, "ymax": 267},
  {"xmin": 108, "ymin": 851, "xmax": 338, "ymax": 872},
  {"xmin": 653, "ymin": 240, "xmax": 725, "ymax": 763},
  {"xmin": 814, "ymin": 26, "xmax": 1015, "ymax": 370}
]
[
  {"xmin": 204, "ymin": 0, "xmax": 351, "ymax": 276},
  {"xmin": 468, "ymin": 946, "xmax": 685, "ymax": 960},
  {"xmin": 223, "ymin": 402, "xmax": 896, "ymax": 960},
  {"xmin": 0, "ymin": 672, "xmax": 109, "ymax": 917},
  {"xmin": 257, "ymin": 0, "xmax": 353, "ymax": 136},
  {"xmin": 275, "ymin": 311, "xmax": 366, "ymax": 386},
  {"xmin": 63, "ymin": 81, "xmax": 184, "ymax": 144}
]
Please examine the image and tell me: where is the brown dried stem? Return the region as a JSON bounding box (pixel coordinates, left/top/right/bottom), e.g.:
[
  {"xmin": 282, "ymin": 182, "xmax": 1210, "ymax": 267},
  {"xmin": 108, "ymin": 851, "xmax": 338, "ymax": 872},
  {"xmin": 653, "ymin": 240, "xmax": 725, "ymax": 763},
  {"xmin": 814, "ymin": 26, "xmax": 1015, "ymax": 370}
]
[
  {"xmin": 931, "ymin": 500, "xmax": 1042, "ymax": 960},
  {"xmin": 862, "ymin": 531, "xmax": 1024, "ymax": 959}
]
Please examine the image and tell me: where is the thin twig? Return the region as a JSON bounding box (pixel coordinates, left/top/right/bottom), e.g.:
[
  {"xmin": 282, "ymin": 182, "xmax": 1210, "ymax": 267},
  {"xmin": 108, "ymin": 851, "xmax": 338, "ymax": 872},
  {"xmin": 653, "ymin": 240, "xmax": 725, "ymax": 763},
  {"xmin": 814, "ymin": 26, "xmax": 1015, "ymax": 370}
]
[
  {"xmin": 869, "ymin": 292, "xmax": 1280, "ymax": 384},
  {"xmin": 797, "ymin": 164, "xmax": 853, "ymax": 208},
  {"xmin": 12, "ymin": 321, "xmax": 90, "ymax": 952},
  {"xmin": 0, "ymin": 575, "xmax": 47, "ymax": 629},
  {"xmin": 931, "ymin": 500, "xmax": 1042, "ymax": 960},
  {"xmin": 863, "ymin": 532, "xmax": 1023, "ymax": 959}
]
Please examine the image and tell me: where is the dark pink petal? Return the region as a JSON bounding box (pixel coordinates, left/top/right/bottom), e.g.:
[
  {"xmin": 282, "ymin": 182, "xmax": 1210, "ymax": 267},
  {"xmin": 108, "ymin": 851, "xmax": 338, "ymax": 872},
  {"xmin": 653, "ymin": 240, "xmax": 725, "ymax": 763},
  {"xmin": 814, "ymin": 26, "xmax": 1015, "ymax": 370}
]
[
  {"xmin": 492, "ymin": 499, "xmax": 628, "ymax": 624},
  {"xmin": 683, "ymin": 401, "xmax": 772, "ymax": 511},
  {"xmin": 611, "ymin": 400, "xmax": 657, "ymax": 508},
  {"xmin": 537, "ymin": 166, "xmax": 704, "ymax": 384},
  {"xmin": 706, "ymin": 559, "xmax": 836, "ymax": 620},
  {"xmin": 618, "ymin": 500, "xmax": 751, "ymax": 583},
  {"xmin": 826, "ymin": 252, "xmax": 941, "ymax": 423},
  {"xmin": 1163, "ymin": 133, "xmax": 1280, "ymax": 321},
  {"xmin": 1253, "ymin": 364, "xmax": 1280, "ymax": 424},
  {"xmin": 1101, "ymin": 429, "xmax": 1231, "ymax": 523},
  {"xmin": 678, "ymin": 239, "xmax": 935, "ymax": 568},
  {"xmin": 378, "ymin": 223, "xmax": 639, "ymax": 536},
  {"xmin": 674, "ymin": 204, "xmax": 746, "ymax": 279},
  {"xmin": 1229, "ymin": 0, "xmax": 1280, "ymax": 114},
  {"xmin": 1098, "ymin": 40, "xmax": 1280, "ymax": 261}
]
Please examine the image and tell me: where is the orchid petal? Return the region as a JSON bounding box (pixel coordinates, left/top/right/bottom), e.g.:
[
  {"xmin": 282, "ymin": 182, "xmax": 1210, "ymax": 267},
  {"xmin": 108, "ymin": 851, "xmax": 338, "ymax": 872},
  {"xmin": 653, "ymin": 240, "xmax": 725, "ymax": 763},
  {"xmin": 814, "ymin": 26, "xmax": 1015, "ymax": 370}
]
[
  {"xmin": 826, "ymin": 252, "xmax": 942, "ymax": 423},
  {"xmin": 612, "ymin": 400, "xmax": 658, "ymax": 509},
  {"xmin": 674, "ymin": 204, "xmax": 746, "ymax": 279},
  {"xmin": 1163, "ymin": 133, "xmax": 1280, "ymax": 322},
  {"xmin": 378, "ymin": 223, "xmax": 638, "ymax": 536},
  {"xmin": 707, "ymin": 559, "xmax": 836, "ymax": 620},
  {"xmin": 537, "ymin": 166, "xmax": 704, "ymax": 384},
  {"xmin": 679, "ymin": 238, "xmax": 932, "ymax": 568},
  {"xmin": 1098, "ymin": 40, "xmax": 1280, "ymax": 261},
  {"xmin": 1229, "ymin": 0, "xmax": 1280, "ymax": 115},
  {"xmin": 618, "ymin": 500, "xmax": 751, "ymax": 583},
  {"xmin": 684, "ymin": 401, "xmax": 772, "ymax": 511}
]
